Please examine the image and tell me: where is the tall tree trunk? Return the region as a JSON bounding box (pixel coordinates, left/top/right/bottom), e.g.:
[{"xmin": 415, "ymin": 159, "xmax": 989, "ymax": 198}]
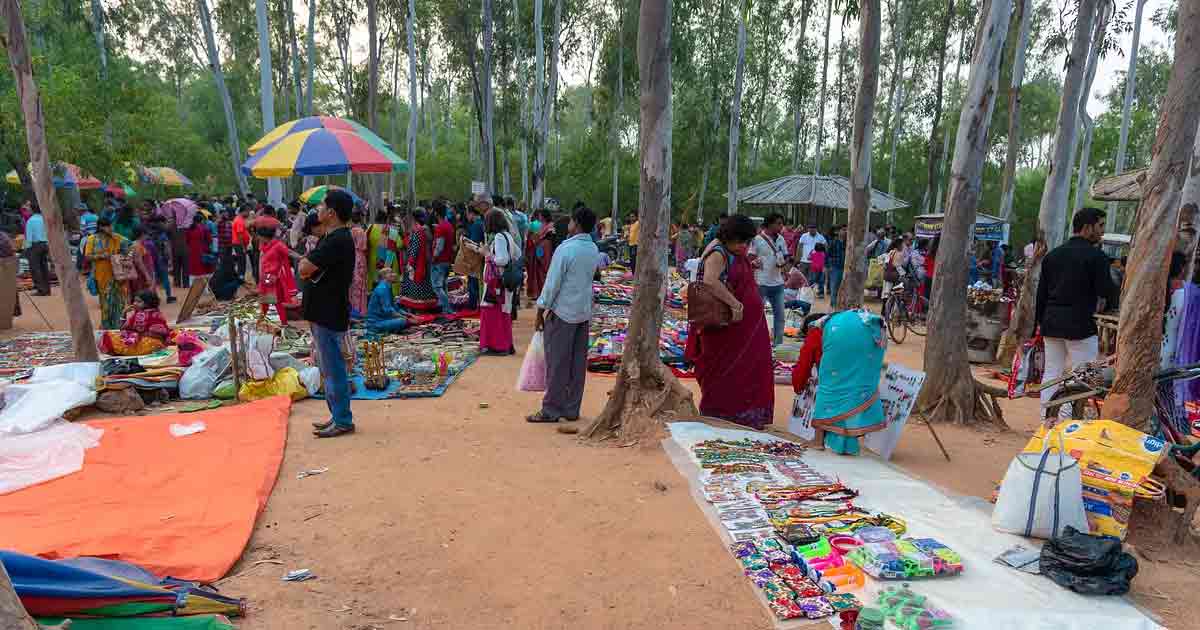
[
  {"xmin": 1103, "ymin": 0, "xmax": 1200, "ymax": 428},
  {"xmin": 198, "ymin": 0, "xmax": 249, "ymax": 195},
  {"xmin": 90, "ymin": 0, "xmax": 110, "ymax": 146},
  {"xmin": 791, "ymin": 0, "xmax": 813, "ymax": 173},
  {"xmin": 303, "ymin": 0, "xmax": 317, "ymax": 190},
  {"xmin": 813, "ymin": 0, "xmax": 833, "ymax": 176},
  {"xmin": 512, "ymin": 0, "xmax": 529, "ymax": 204},
  {"xmin": 366, "ymin": 0, "xmax": 382, "ymax": 212},
  {"xmin": 585, "ymin": 0, "xmax": 695, "ymax": 443},
  {"xmin": 839, "ymin": 0, "xmax": 881, "ymax": 310},
  {"xmin": 1073, "ymin": 2, "xmax": 1111, "ymax": 212},
  {"xmin": 727, "ymin": 0, "xmax": 749, "ymax": 215},
  {"xmin": 612, "ymin": 0, "xmax": 624, "ymax": 225},
  {"xmin": 540, "ymin": 0, "xmax": 562, "ymax": 202},
  {"xmin": 1107, "ymin": 0, "xmax": 1148, "ymax": 228},
  {"xmin": 287, "ymin": 0, "xmax": 302, "ymax": 118},
  {"xmin": 922, "ymin": 0, "xmax": 956, "ymax": 215},
  {"xmin": 934, "ymin": 28, "xmax": 966, "ymax": 214},
  {"xmin": 884, "ymin": 0, "xmax": 910, "ymax": 194},
  {"xmin": 834, "ymin": 19, "xmax": 847, "ymax": 174},
  {"xmin": 998, "ymin": 0, "xmax": 1031, "ymax": 220},
  {"xmin": 256, "ymin": 0, "xmax": 282, "ymax": 206},
  {"xmin": 748, "ymin": 0, "xmax": 774, "ymax": 172},
  {"xmin": 532, "ymin": 0, "xmax": 545, "ymax": 209},
  {"xmin": 482, "ymin": 0, "xmax": 496, "ymax": 193},
  {"xmin": 997, "ymin": 0, "xmax": 1099, "ymax": 364},
  {"xmin": 305, "ymin": 0, "xmax": 316, "ymax": 115},
  {"xmin": 3, "ymin": 0, "xmax": 98, "ymax": 362},
  {"xmin": 389, "ymin": 51, "xmax": 400, "ymax": 199},
  {"xmin": 916, "ymin": 0, "xmax": 1011, "ymax": 425},
  {"xmin": 406, "ymin": 0, "xmax": 419, "ymax": 205}
]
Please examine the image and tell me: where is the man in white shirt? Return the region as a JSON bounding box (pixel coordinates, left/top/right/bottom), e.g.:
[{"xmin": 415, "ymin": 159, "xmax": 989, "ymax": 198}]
[
  {"xmin": 750, "ymin": 213, "xmax": 790, "ymax": 346},
  {"xmin": 796, "ymin": 224, "xmax": 827, "ymax": 283}
]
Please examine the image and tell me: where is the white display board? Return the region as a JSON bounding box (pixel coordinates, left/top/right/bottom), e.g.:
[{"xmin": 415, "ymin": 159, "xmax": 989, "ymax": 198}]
[{"xmin": 788, "ymin": 364, "xmax": 925, "ymax": 461}]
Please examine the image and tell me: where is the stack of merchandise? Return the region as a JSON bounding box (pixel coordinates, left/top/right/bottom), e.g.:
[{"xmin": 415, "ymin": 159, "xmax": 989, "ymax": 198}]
[
  {"xmin": 0, "ymin": 332, "xmax": 77, "ymax": 377},
  {"xmin": 587, "ymin": 304, "xmax": 690, "ymax": 376},
  {"xmin": 689, "ymin": 437, "xmax": 965, "ymax": 622}
]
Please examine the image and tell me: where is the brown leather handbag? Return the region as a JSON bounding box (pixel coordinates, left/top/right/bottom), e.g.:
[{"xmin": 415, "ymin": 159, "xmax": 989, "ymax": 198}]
[{"xmin": 686, "ymin": 248, "xmax": 733, "ymax": 329}]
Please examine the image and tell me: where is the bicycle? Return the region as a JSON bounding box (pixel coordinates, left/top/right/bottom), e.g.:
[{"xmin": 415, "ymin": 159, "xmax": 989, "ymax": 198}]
[
  {"xmin": 1041, "ymin": 360, "xmax": 1200, "ymax": 478},
  {"xmin": 881, "ymin": 280, "xmax": 929, "ymax": 344}
]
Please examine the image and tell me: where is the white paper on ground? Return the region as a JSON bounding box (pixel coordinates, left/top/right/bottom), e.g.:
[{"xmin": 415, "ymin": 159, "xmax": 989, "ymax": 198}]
[
  {"xmin": 664, "ymin": 421, "xmax": 1163, "ymax": 630},
  {"xmin": 169, "ymin": 421, "xmax": 207, "ymax": 437},
  {"xmin": 0, "ymin": 379, "xmax": 98, "ymax": 435},
  {"xmin": 0, "ymin": 421, "xmax": 103, "ymax": 495}
]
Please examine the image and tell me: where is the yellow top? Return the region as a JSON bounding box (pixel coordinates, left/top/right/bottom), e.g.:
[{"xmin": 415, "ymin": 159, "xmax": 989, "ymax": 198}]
[{"xmin": 628, "ymin": 220, "xmax": 640, "ymax": 246}]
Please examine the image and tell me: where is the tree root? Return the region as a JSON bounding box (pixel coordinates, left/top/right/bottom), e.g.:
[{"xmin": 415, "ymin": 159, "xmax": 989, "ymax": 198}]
[
  {"xmin": 583, "ymin": 359, "xmax": 697, "ymax": 445},
  {"xmin": 917, "ymin": 376, "xmax": 1010, "ymax": 427}
]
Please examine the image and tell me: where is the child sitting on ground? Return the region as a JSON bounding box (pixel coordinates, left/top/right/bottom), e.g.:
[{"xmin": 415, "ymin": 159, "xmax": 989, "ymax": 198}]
[
  {"xmin": 98, "ymin": 290, "xmax": 172, "ymax": 356},
  {"xmin": 783, "ymin": 267, "xmax": 812, "ymax": 315}
]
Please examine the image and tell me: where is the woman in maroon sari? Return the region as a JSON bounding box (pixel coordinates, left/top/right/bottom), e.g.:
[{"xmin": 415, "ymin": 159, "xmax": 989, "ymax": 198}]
[
  {"xmin": 525, "ymin": 209, "xmax": 556, "ymax": 300},
  {"xmin": 684, "ymin": 214, "xmax": 775, "ymax": 429}
]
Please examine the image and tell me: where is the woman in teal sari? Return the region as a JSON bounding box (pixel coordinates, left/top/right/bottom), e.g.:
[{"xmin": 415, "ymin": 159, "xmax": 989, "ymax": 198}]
[{"xmin": 791, "ymin": 309, "xmax": 887, "ymax": 454}]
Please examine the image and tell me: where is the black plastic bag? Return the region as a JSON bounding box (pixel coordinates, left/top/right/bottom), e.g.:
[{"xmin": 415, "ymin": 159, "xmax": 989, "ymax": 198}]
[
  {"xmin": 101, "ymin": 358, "xmax": 145, "ymax": 376},
  {"xmin": 1040, "ymin": 526, "xmax": 1138, "ymax": 596}
]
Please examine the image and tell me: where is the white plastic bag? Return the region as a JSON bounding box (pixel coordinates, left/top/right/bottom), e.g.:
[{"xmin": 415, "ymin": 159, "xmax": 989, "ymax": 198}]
[
  {"xmin": 993, "ymin": 430, "xmax": 1089, "ymax": 539},
  {"xmin": 516, "ymin": 332, "xmax": 547, "ymax": 392},
  {"xmin": 179, "ymin": 346, "xmax": 231, "ymax": 400},
  {"xmin": 797, "ymin": 286, "xmax": 816, "ymax": 305}
]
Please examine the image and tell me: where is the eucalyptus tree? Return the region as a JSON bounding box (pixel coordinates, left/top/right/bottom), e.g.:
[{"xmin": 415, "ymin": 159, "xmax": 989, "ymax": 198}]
[
  {"xmin": 1106, "ymin": 0, "xmax": 1148, "ymax": 229},
  {"xmin": 917, "ymin": 0, "xmax": 1012, "ymax": 425},
  {"xmin": 726, "ymin": 0, "xmax": 750, "ymax": 215},
  {"xmin": 198, "ymin": 0, "xmax": 249, "ymax": 194}
]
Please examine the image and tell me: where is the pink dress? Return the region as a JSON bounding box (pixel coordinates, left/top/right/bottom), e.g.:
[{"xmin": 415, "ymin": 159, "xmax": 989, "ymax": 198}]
[{"xmin": 349, "ymin": 225, "xmax": 368, "ymax": 316}]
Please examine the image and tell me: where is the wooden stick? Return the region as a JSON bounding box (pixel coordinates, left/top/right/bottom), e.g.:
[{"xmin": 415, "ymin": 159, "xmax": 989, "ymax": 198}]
[
  {"xmin": 924, "ymin": 418, "xmax": 952, "ymax": 461},
  {"xmin": 228, "ymin": 316, "xmax": 241, "ymax": 402}
]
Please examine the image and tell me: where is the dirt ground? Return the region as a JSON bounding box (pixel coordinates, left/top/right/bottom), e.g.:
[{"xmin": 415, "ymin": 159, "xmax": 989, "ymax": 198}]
[{"xmin": 6, "ymin": 285, "xmax": 1199, "ymax": 629}]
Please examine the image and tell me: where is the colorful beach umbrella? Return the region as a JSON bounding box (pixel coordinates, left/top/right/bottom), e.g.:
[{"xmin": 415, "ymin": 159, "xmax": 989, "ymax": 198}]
[
  {"xmin": 141, "ymin": 167, "xmax": 193, "ymax": 187},
  {"xmin": 241, "ymin": 129, "xmax": 408, "ymax": 178},
  {"xmin": 299, "ymin": 184, "xmax": 362, "ymax": 206},
  {"xmin": 158, "ymin": 198, "xmax": 199, "ymax": 228},
  {"xmin": 247, "ymin": 116, "xmax": 392, "ymax": 155},
  {"xmin": 105, "ymin": 182, "xmax": 137, "ymax": 199},
  {"xmin": 5, "ymin": 162, "xmax": 103, "ymax": 190}
]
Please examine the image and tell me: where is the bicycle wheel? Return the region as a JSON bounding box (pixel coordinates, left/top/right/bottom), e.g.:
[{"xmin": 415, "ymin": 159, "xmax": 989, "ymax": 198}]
[
  {"xmin": 907, "ymin": 295, "xmax": 928, "ymax": 337},
  {"xmin": 885, "ymin": 295, "xmax": 907, "ymax": 344},
  {"xmin": 1044, "ymin": 384, "xmax": 1102, "ymax": 422}
]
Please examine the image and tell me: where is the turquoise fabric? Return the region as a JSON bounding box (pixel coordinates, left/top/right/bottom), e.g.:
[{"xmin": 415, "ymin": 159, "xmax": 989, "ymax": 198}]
[{"xmin": 814, "ymin": 310, "xmax": 887, "ymax": 455}]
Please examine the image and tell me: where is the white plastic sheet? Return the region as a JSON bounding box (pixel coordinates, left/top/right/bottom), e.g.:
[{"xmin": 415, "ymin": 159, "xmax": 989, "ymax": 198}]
[
  {"xmin": 665, "ymin": 422, "xmax": 1162, "ymax": 630},
  {"xmin": 0, "ymin": 379, "xmax": 98, "ymax": 435},
  {"xmin": 29, "ymin": 361, "xmax": 101, "ymax": 387},
  {"xmin": 0, "ymin": 421, "xmax": 103, "ymax": 495}
]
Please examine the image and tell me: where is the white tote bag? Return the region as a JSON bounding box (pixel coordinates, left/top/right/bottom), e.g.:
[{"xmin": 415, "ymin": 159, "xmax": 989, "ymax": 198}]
[{"xmin": 992, "ymin": 430, "xmax": 1089, "ymax": 539}]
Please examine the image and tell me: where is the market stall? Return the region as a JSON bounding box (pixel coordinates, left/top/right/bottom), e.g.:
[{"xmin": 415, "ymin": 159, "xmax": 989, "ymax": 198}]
[
  {"xmin": 914, "ymin": 212, "xmax": 1009, "ymax": 243},
  {"xmin": 665, "ymin": 421, "xmax": 1161, "ymax": 629}
]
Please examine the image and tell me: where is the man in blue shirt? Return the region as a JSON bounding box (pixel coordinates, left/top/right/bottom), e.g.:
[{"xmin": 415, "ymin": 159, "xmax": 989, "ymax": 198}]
[
  {"xmin": 827, "ymin": 225, "xmax": 846, "ymax": 305},
  {"xmin": 23, "ymin": 204, "xmax": 50, "ymax": 295},
  {"xmin": 527, "ymin": 206, "xmax": 601, "ymax": 425}
]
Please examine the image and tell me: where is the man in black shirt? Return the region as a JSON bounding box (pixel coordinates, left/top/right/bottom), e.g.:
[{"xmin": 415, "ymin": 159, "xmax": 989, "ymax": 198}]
[
  {"xmin": 301, "ymin": 190, "xmax": 357, "ymax": 438},
  {"xmin": 1036, "ymin": 207, "xmax": 1118, "ymax": 410}
]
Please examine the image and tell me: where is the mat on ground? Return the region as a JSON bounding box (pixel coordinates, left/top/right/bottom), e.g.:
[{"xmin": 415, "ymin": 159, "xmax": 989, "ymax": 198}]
[{"xmin": 0, "ymin": 396, "xmax": 290, "ymax": 582}]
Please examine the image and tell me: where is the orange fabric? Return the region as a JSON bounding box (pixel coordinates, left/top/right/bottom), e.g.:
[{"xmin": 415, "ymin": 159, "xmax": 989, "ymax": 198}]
[{"xmin": 0, "ymin": 396, "xmax": 291, "ymax": 582}]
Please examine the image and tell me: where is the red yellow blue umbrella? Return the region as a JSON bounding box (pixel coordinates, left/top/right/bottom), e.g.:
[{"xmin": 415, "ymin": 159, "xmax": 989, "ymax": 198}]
[
  {"xmin": 5, "ymin": 162, "xmax": 102, "ymax": 190},
  {"xmin": 140, "ymin": 167, "xmax": 193, "ymax": 187},
  {"xmin": 299, "ymin": 185, "xmax": 363, "ymax": 205},
  {"xmin": 247, "ymin": 116, "xmax": 392, "ymax": 155},
  {"xmin": 241, "ymin": 129, "xmax": 408, "ymax": 178}
]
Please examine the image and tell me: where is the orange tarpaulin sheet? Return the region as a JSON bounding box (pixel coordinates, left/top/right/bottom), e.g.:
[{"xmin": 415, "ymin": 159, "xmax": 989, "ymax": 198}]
[{"xmin": 0, "ymin": 396, "xmax": 290, "ymax": 582}]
